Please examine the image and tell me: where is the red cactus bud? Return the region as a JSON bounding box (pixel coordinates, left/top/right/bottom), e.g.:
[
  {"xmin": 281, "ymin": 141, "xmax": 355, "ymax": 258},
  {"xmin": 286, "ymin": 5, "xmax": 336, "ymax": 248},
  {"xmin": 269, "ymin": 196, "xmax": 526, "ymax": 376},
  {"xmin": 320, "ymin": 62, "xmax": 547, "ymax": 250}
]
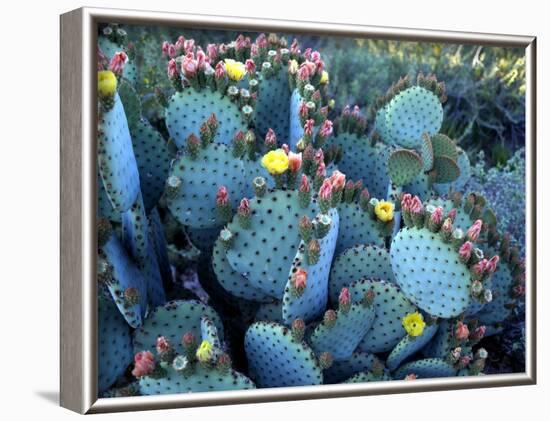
[
  {"xmin": 318, "ymin": 120, "xmax": 333, "ymax": 138},
  {"xmin": 467, "ymin": 219, "xmax": 483, "ymax": 242},
  {"xmin": 430, "ymin": 206, "xmax": 443, "ymax": 225},
  {"xmin": 156, "ymin": 336, "xmax": 171, "ymax": 355},
  {"xmin": 485, "ymin": 255, "xmax": 500, "ymax": 274},
  {"xmin": 132, "ymin": 351, "xmax": 155, "ymax": 378},
  {"xmin": 455, "ymin": 321, "xmax": 470, "ymax": 340},
  {"xmin": 264, "ymin": 128, "xmax": 277, "ymax": 150},
  {"xmin": 291, "ymin": 269, "xmax": 308, "ymax": 296},
  {"xmin": 338, "ymin": 287, "xmax": 351, "ymax": 312},
  {"xmin": 470, "ymin": 325, "xmax": 487, "ymax": 342},
  {"xmin": 304, "ymin": 119, "xmax": 315, "ymax": 137},
  {"xmin": 215, "ymin": 61, "xmax": 226, "ymax": 79},
  {"xmin": 167, "ymin": 44, "xmax": 177, "ymax": 58},
  {"xmin": 216, "ymin": 186, "xmax": 229, "ymax": 205},
  {"xmin": 299, "ymin": 174, "xmax": 311, "ymax": 193},
  {"xmin": 319, "ymin": 178, "xmax": 333, "ymax": 201},
  {"xmin": 162, "ymin": 41, "xmax": 170, "ymax": 57},
  {"xmin": 288, "ymin": 151, "xmax": 302, "ymax": 173},
  {"xmin": 167, "ymin": 58, "xmax": 178, "ymax": 79},
  {"xmin": 109, "ymin": 51, "xmax": 128, "ymax": 76},
  {"xmin": 245, "ymin": 58, "xmax": 256, "ymax": 75},
  {"xmin": 458, "ymin": 241, "xmax": 473, "ymax": 263},
  {"xmin": 238, "ymin": 198, "xmax": 250, "ymax": 216}
]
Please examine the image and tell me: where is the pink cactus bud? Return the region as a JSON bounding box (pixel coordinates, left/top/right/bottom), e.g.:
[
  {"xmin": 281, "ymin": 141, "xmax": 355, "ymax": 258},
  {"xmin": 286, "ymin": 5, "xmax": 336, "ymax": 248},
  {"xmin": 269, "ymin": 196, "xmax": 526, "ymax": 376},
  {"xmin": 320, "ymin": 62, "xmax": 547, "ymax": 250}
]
[
  {"xmin": 315, "ymin": 59, "xmax": 325, "ymax": 74},
  {"xmin": 206, "ymin": 43, "xmax": 218, "ymax": 61},
  {"xmin": 430, "ymin": 206, "xmax": 443, "ymax": 224},
  {"xmin": 409, "ymin": 196, "xmax": 423, "ymax": 214},
  {"xmin": 460, "ymin": 355, "xmax": 472, "ymax": 366},
  {"xmin": 345, "ymin": 180, "xmax": 354, "ymax": 191},
  {"xmin": 299, "ymin": 174, "xmax": 311, "ymax": 193},
  {"xmin": 288, "ymin": 151, "xmax": 302, "ymax": 173},
  {"xmin": 298, "ymin": 64, "xmax": 310, "ymax": 81},
  {"xmin": 175, "ymin": 36, "xmax": 186, "ymax": 51},
  {"xmin": 303, "ymin": 48, "xmax": 312, "ymax": 60},
  {"xmin": 182, "ymin": 54, "xmax": 198, "ymax": 78},
  {"xmin": 215, "ymin": 61, "xmax": 226, "ymax": 79},
  {"xmin": 471, "ymin": 325, "xmax": 487, "ymax": 341},
  {"xmin": 316, "ymin": 161, "xmax": 326, "ymax": 178},
  {"xmin": 264, "ymin": 128, "xmax": 277, "ymax": 147},
  {"xmin": 168, "ymin": 44, "xmax": 177, "ymax": 58},
  {"xmin": 319, "ymin": 120, "xmax": 334, "ymax": 138},
  {"xmin": 109, "ymin": 51, "xmax": 128, "ymax": 76},
  {"xmin": 472, "ymin": 259, "xmax": 488, "ymax": 277},
  {"xmin": 216, "ymin": 186, "xmax": 229, "ymax": 206},
  {"xmin": 162, "ymin": 41, "xmax": 170, "ymax": 57},
  {"xmin": 400, "ymin": 193, "xmax": 412, "ymax": 212},
  {"xmin": 459, "ymin": 241, "xmax": 473, "ymax": 262},
  {"xmin": 324, "ymin": 309, "xmax": 337, "ymax": 325},
  {"xmin": 304, "ymin": 119, "xmax": 315, "ymax": 136},
  {"xmin": 311, "ymin": 51, "xmax": 321, "ymax": 63},
  {"xmin": 319, "ymin": 178, "xmax": 333, "ymax": 200},
  {"xmin": 132, "ymin": 351, "xmax": 155, "ymax": 378},
  {"xmin": 182, "ymin": 332, "xmax": 196, "ymax": 346},
  {"xmin": 235, "ymin": 34, "xmax": 247, "ymax": 51},
  {"xmin": 196, "ymin": 49, "xmax": 208, "ymax": 70},
  {"xmin": 299, "ymin": 101, "xmax": 309, "ymax": 118},
  {"xmin": 467, "ymin": 219, "xmax": 483, "ymax": 242},
  {"xmin": 404, "ymin": 373, "xmax": 417, "ymax": 380},
  {"xmin": 486, "ymin": 255, "xmax": 500, "ymax": 274},
  {"xmin": 167, "ymin": 59, "xmax": 178, "ymax": 79},
  {"xmin": 293, "ymin": 269, "xmax": 308, "ymax": 291},
  {"xmin": 455, "ymin": 321, "xmax": 470, "ymax": 341},
  {"xmin": 255, "ymin": 33, "xmax": 267, "ymax": 49},
  {"xmin": 281, "ymin": 143, "xmax": 290, "ymax": 155},
  {"xmin": 360, "ymin": 188, "xmax": 370, "ymax": 202},
  {"xmin": 338, "ymin": 287, "xmax": 351, "ymax": 307},
  {"xmin": 290, "ymin": 39, "xmax": 300, "ymax": 55},
  {"xmin": 448, "ymin": 208, "xmax": 457, "ymax": 221},
  {"xmin": 184, "ymin": 39, "xmax": 195, "ymax": 54},
  {"xmin": 314, "ymin": 149, "xmax": 324, "ymax": 165},
  {"xmin": 245, "ymin": 59, "xmax": 256, "ymax": 75},
  {"xmin": 156, "ymin": 336, "xmax": 171, "ymax": 355},
  {"xmin": 238, "ymin": 198, "xmax": 250, "ymax": 216},
  {"xmin": 311, "ymin": 90, "xmax": 322, "ymax": 103},
  {"xmin": 330, "ymin": 170, "xmax": 346, "ymax": 191}
]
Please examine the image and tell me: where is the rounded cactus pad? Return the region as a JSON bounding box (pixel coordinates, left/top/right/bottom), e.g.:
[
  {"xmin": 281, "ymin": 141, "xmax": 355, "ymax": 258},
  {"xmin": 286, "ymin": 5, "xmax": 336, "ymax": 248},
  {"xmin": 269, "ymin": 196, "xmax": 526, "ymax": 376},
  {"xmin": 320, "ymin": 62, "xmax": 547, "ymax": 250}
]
[
  {"xmin": 282, "ymin": 209, "xmax": 339, "ymax": 323},
  {"xmin": 335, "ymin": 202, "xmax": 385, "ymax": 254},
  {"xmin": 166, "ymin": 142, "xmax": 247, "ymax": 229},
  {"xmin": 100, "ymin": 236, "xmax": 147, "ymax": 328},
  {"xmin": 129, "ymin": 118, "xmax": 172, "ymax": 212},
  {"xmin": 98, "ymin": 298, "xmax": 133, "ymax": 393},
  {"xmin": 97, "ymin": 93, "xmax": 141, "ymax": 212},
  {"xmin": 386, "ymin": 323, "xmax": 439, "ymax": 371},
  {"xmin": 385, "ymin": 86, "xmax": 443, "ymax": 149},
  {"xmin": 434, "ymin": 147, "xmax": 471, "ymax": 196},
  {"xmin": 429, "ymin": 133, "xmax": 459, "ymax": 162},
  {"xmin": 165, "ymin": 89, "xmax": 247, "ymax": 148},
  {"xmin": 350, "ymin": 279, "xmax": 416, "ymax": 353},
  {"xmin": 134, "ymin": 300, "xmax": 224, "ymax": 356},
  {"xmin": 388, "ymin": 149, "xmax": 423, "ymax": 186},
  {"xmin": 212, "ymin": 236, "xmax": 272, "ymax": 302},
  {"xmin": 422, "ymin": 320, "xmax": 453, "ymax": 358},
  {"xmin": 329, "ymin": 245, "xmax": 395, "ymax": 303},
  {"xmin": 245, "ymin": 322, "xmax": 323, "ymax": 388},
  {"xmin": 432, "ymin": 155, "xmax": 460, "ymax": 184},
  {"xmin": 343, "ymin": 370, "xmax": 391, "ymax": 383},
  {"xmin": 403, "ymin": 172, "xmax": 435, "ymax": 201},
  {"xmin": 98, "ymin": 170, "xmax": 121, "ymax": 222},
  {"xmin": 225, "ymin": 190, "xmax": 319, "ymax": 298},
  {"xmin": 309, "ymin": 301, "xmax": 375, "ymax": 362},
  {"xmin": 374, "ymin": 106, "xmax": 392, "ymax": 143},
  {"xmin": 139, "ymin": 365, "xmax": 255, "ymax": 395},
  {"xmin": 393, "ymin": 358, "xmax": 457, "ymax": 380},
  {"xmin": 254, "ymin": 301, "xmax": 284, "ymax": 323},
  {"xmin": 323, "ymin": 351, "xmax": 383, "ymax": 384},
  {"xmin": 477, "ymin": 257, "xmax": 517, "ymax": 326},
  {"xmin": 117, "ymin": 78, "xmax": 142, "ymax": 128},
  {"xmin": 186, "ymin": 226, "xmax": 221, "ymax": 252},
  {"xmin": 149, "ymin": 208, "xmax": 173, "ymax": 286},
  {"xmin": 391, "ymin": 226, "xmax": 472, "ymax": 318},
  {"xmin": 255, "ymin": 71, "xmax": 290, "ymax": 138},
  {"xmin": 329, "ymin": 133, "xmax": 390, "ymax": 199}
]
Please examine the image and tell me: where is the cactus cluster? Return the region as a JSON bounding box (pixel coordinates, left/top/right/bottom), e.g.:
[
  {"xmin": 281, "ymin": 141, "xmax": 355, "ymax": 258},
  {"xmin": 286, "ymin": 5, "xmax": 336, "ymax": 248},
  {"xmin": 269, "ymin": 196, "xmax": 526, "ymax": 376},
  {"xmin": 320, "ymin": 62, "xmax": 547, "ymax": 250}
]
[{"xmin": 96, "ymin": 26, "xmax": 526, "ymax": 397}]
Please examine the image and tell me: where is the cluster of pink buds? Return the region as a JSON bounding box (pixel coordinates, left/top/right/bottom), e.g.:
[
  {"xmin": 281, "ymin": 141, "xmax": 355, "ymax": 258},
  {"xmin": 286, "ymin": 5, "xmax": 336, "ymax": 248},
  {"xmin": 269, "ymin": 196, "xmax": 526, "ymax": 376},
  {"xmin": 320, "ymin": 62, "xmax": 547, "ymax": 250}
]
[
  {"xmin": 401, "ymin": 194, "xmax": 424, "ymax": 227},
  {"xmin": 339, "ymin": 105, "xmax": 368, "ymax": 135},
  {"xmin": 132, "ymin": 351, "xmax": 156, "ymax": 378}
]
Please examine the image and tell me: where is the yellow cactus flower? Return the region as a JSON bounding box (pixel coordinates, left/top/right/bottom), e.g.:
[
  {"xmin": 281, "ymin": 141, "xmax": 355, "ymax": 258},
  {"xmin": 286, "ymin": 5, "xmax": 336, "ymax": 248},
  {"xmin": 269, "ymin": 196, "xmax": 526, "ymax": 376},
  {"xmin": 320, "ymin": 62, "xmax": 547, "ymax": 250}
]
[
  {"xmin": 320, "ymin": 70, "xmax": 329, "ymax": 84},
  {"xmin": 97, "ymin": 70, "xmax": 117, "ymax": 98},
  {"xmin": 196, "ymin": 340, "xmax": 213, "ymax": 363},
  {"xmin": 402, "ymin": 312, "xmax": 426, "ymax": 337},
  {"xmin": 224, "ymin": 59, "xmax": 246, "ymax": 81},
  {"xmin": 261, "ymin": 149, "xmax": 289, "ymax": 175},
  {"xmin": 374, "ymin": 200, "xmax": 394, "ymax": 222}
]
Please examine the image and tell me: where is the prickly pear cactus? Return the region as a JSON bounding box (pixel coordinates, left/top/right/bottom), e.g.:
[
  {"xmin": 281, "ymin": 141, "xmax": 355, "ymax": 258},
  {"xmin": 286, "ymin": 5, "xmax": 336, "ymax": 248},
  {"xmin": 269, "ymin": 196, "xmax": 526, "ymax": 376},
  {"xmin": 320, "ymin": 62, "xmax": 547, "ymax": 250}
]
[
  {"xmin": 386, "ymin": 323, "xmax": 439, "ymax": 371},
  {"xmin": 323, "ymin": 351, "xmax": 384, "ymax": 384},
  {"xmin": 393, "ymin": 358, "xmax": 456, "ymax": 380}
]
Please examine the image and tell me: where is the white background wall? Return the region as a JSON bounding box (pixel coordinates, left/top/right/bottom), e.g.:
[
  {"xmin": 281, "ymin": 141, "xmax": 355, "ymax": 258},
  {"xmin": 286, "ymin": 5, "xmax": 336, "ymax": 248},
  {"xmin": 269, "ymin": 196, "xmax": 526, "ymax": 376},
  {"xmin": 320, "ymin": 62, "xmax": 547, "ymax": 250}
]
[{"xmin": 0, "ymin": 0, "xmax": 546, "ymax": 418}]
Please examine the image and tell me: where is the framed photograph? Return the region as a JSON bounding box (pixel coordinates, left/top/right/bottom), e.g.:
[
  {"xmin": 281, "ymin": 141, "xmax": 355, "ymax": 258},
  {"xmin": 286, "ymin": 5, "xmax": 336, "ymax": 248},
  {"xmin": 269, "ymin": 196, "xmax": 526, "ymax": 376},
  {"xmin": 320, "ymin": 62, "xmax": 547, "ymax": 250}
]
[{"xmin": 60, "ymin": 7, "xmax": 536, "ymax": 414}]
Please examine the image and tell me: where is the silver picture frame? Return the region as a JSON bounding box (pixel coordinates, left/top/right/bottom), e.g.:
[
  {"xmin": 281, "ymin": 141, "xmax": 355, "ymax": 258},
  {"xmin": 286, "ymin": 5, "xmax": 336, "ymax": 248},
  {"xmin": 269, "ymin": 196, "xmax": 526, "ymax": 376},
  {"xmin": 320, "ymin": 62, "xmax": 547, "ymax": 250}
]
[{"xmin": 60, "ymin": 6, "xmax": 537, "ymax": 414}]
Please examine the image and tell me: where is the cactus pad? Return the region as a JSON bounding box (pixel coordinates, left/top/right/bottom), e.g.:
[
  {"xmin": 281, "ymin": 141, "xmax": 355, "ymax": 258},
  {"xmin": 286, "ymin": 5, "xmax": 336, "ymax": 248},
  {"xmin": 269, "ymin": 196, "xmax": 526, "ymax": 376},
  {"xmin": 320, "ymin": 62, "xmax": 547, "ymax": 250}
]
[
  {"xmin": 388, "ymin": 149, "xmax": 423, "ymax": 186},
  {"xmin": 343, "ymin": 370, "xmax": 391, "ymax": 383},
  {"xmin": 255, "ymin": 71, "xmax": 290, "ymax": 138},
  {"xmin": 477, "ymin": 261, "xmax": 515, "ymax": 325},
  {"xmin": 350, "ymin": 279, "xmax": 416, "ymax": 353},
  {"xmin": 385, "ymin": 86, "xmax": 443, "ymax": 149},
  {"xmin": 245, "ymin": 322, "xmax": 323, "ymax": 388},
  {"xmin": 166, "ymin": 143, "xmax": 247, "ymax": 229},
  {"xmin": 432, "ymin": 155, "xmax": 460, "ymax": 184},
  {"xmin": 391, "ymin": 226, "xmax": 472, "ymax": 318},
  {"xmin": 282, "ymin": 209, "xmax": 339, "ymax": 323},
  {"xmin": 335, "ymin": 202, "xmax": 385, "ymax": 254},
  {"xmin": 97, "ymin": 93, "xmax": 141, "ymax": 211},
  {"xmin": 393, "ymin": 358, "xmax": 457, "ymax": 380},
  {"xmin": 329, "ymin": 245, "xmax": 395, "ymax": 303},
  {"xmin": 165, "ymin": 90, "xmax": 247, "ymax": 148},
  {"xmin": 430, "ymin": 133, "xmax": 458, "ymax": 161},
  {"xmin": 386, "ymin": 323, "xmax": 439, "ymax": 371},
  {"xmin": 434, "ymin": 147, "xmax": 471, "ymax": 196},
  {"xmin": 323, "ymin": 351, "xmax": 383, "ymax": 384},
  {"xmin": 254, "ymin": 301, "xmax": 284, "ymax": 323}
]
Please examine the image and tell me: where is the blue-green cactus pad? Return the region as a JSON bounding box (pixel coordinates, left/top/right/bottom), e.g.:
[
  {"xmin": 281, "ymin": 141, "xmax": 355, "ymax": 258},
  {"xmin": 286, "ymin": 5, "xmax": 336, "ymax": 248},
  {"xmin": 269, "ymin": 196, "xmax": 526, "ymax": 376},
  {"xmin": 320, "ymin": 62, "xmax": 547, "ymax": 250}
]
[
  {"xmin": 388, "ymin": 149, "xmax": 423, "ymax": 186},
  {"xmin": 242, "ymin": 158, "xmax": 274, "ymax": 197},
  {"xmin": 122, "ymin": 192, "xmax": 166, "ymax": 306},
  {"xmin": 98, "ymin": 298, "xmax": 133, "ymax": 393},
  {"xmin": 329, "ymin": 134, "xmax": 390, "ymax": 199},
  {"xmin": 165, "ymin": 89, "xmax": 247, "ymax": 148},
  {"xmin": 98, "ymin": 37, "xmax": 138, "ymax": 85},
  {"xmin": 212, "ymin": 237, "xmax": 272, "ymax": 302},
  {"xmin": 225, "ymin": 190, "xmax": 319, "ymax": 298},
  {"xmin": 98, "ymin": 170, "xmax": 121, "ymax": 222},
  {"xmin": 200, "ymin": 316, "xmax": 222, "ymax": 348},
  {"xmin": 434, "ymin": 147, "xmax": 472, "ymax": 196},
  {"xmin": 101, "ymin": 236, "xmax": 147, "ymax": 328},
  {"xmin": 186, "ymin": 226, "xmax": 221, "ymax": 252},
  {"xmin": 117, "ymin": 78, "xmax": 142, "ymax": 128},
  {"xmin": 391, "ymin": 226, "xmax": 472, "ymax": 318},
  {"xmin": 374, "ymin": 106, "xmax": 392, "ymax": 143},
  {"xmin": 254, "ymin": 301, "xmax": 284, "ymax": 323},
  {"xmin": 386, "ymin": 323, "xmax": 439, "ymax": 371},
  {"xmin": 343, "ymin": 371, "xmax": 391, "ymax": 383},
  {"xmin": 98, "ymin": 93, "xmax": 141, "ymax": 212},
  {"xmin": 422, "ymin": 320, "xmax": 453, "ymax": 359},
  {"xmin": 477, "ymin": 259, "xmax": 515, "ymax": 325},
  {"xmin": 139, "ymin": 366, "xmax": 255, "ymax": 395},
  {"xmin": 166, "ymin": 143, "xmax": 247, "ymax": 229},
  {"xmin": 385, "ymin": 86, "xmax": 443, "ymax": 149},
  {"xmin": 245, "ymin": 322, "xmax": 323, "ymax": 388},
  {"xmin": 134, "ymin": 300, "xmax": 224, "ymax": 356},
  {"xmin": 129, "ymin": 118, "xmax": 172, "ymax": 212},
  {"xmin": 289, "ymin": 89, "xmax": 304, "ymax": 149},
  {"xmin": 323, "ymin": 351, "xmax": 383, "ymax": 384},
  {"xmin": 255, "ymin": 70, "xmax": 290, "ymax": 138},
  {"xmin": 393, "ymin": 358, "xmax": 457, "ymax": 380},
  {"xmin": 403, "ymin": 172, "xmax": 435, "ymax": 201},
  {"xmin": 350, "ymin": 279, "xmax": 416, "ymax": 353},
  {"xmin": 309, "ymin": 303, "xmax": 375, "ymax": 361},
  {"xmin": 282, "ymin": 209, "xmax": 339, "ymax": 324},
  {"xmin": 335, "ymin": 202, "xmax": 385, "ymax": 255},
  {"xmin": 149, "ymin": 207, "xmax": 173, "ymax": 285},
  {"xmin": 329, "ymin": 245, "xmax": 395, "ymax": 303}
]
